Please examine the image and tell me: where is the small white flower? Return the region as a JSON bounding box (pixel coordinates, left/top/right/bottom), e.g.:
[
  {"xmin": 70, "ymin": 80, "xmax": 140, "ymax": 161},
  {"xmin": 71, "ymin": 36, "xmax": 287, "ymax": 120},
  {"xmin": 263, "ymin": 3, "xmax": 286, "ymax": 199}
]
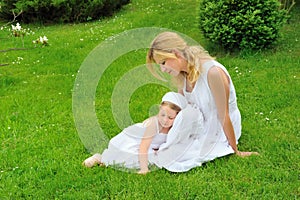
[
  {"xmin": 42, "ymin": 36, "xmax": 48, "ymax": 42},
  {"xmin": 39, "ymin": 36, "xmax": 44, "ymax": 43},
  {"xmin": 15, "ymin": 23, "xmax": 21, "ymax": 31}
]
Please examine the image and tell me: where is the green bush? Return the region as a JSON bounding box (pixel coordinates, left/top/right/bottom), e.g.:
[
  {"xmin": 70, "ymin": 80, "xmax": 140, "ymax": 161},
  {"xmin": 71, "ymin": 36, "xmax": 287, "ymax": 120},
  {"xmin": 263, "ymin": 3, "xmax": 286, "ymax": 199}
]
[
  {"xmin": 0, "ymin": 0, "xmax": 130, "ymax": 23},
  {"xmin": 199, "ymin": 0, "xmax": 287, "ymax": 50}
]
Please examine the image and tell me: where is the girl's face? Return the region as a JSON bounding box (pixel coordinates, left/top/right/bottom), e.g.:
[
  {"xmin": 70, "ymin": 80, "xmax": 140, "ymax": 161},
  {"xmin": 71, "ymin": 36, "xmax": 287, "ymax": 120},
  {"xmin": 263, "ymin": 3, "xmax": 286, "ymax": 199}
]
[
  {"xmin": 153, "ymin": 53, "xmax": 187, "ymax": 76},
  {"xmin": 158, "ymin": 105, "xmax": 178, "ymax": 128}
]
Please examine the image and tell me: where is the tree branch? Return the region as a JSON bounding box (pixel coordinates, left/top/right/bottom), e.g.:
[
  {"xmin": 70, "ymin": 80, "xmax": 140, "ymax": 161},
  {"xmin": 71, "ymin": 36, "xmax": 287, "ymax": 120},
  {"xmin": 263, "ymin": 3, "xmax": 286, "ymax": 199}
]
[
  {"xmin": 0, "ymin": 10, "xmax": 23, "ymax": 28},
  {"xmin": 0, "ymin": 47, "xmax": 31, "ymax": 52}
]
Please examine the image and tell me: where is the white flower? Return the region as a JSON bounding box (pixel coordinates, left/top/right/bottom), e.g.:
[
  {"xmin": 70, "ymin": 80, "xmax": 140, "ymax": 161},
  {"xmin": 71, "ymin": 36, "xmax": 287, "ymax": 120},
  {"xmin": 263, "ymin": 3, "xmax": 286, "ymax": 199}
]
[
  {"xmin": 39, "ymin": 36, "xmax": 44, "ymax": 43},
  {"xmin": 42, "ymin": 36, "xmax": 48, "ymax": 43},
  {"xmin": 36, "ymin": 36, "xmax": 49, "ymax": 45},
  {"xmin": 15, "ymin": 23, "xmax": 21, "ymax": 31}
]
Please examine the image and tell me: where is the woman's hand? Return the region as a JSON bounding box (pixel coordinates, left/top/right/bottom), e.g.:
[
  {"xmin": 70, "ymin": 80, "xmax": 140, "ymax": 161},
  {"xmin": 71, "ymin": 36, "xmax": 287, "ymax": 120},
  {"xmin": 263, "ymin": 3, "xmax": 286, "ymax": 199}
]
[
  {"xmin": 236, "ymin": 150, "xmax": 259, "ymax": 157},
  {"xmin": 138, "ymin": 169, "xmax": 149, "ymax": 175}
]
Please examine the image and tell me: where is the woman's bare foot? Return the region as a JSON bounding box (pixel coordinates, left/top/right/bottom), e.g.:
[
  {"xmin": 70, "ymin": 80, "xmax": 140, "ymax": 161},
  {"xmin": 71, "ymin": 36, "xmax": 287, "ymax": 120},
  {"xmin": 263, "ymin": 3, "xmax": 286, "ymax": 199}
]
[{"xmin": 236, "ymin": 151, "xmax": 259, "ymax": 157}]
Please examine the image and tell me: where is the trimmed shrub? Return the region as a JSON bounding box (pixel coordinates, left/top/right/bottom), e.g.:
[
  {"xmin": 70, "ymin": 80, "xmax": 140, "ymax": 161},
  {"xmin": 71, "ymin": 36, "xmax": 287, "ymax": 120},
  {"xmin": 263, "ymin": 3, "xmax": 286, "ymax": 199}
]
[
  {"xmin": 0, "ymin": 0, "xmax": 130, "ymax": 23},
  {"xmin": 199, "ymin": 0, "xmax": 288, "ymax": 50}
]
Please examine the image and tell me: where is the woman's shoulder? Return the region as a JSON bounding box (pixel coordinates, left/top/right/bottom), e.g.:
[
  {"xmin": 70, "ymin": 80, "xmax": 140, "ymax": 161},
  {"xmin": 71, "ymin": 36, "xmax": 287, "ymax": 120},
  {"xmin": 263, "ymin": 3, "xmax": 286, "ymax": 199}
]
[
  {"xmin": 206, "ymin": 61, "xmax": 230, "ymax": 87},
  {"xmin": 202, "ymin": 59, "xmax": 222, "ymax": 69}
]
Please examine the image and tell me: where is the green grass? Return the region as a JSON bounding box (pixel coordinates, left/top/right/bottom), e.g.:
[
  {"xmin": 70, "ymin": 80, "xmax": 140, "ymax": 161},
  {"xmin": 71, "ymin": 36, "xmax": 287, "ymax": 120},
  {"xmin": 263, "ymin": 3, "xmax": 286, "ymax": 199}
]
[{"xmin": 1, "ymin": 0, "xmax": 299, "ymax": 199}]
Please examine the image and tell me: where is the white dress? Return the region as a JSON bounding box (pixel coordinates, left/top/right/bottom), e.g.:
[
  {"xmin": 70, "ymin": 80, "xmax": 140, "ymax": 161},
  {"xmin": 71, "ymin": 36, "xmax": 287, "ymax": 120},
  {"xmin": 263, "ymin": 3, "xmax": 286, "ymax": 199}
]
[
  {"xmin": 101, "ymin": 116, "xmax": 167, "ymax": 169},
  {"xmin": 149, "ymin": 60, "xmax": 241, "ymax": 172},
  {"xmin": 182, "ymin": 60, "xmax": 241, "ymax": 160}
]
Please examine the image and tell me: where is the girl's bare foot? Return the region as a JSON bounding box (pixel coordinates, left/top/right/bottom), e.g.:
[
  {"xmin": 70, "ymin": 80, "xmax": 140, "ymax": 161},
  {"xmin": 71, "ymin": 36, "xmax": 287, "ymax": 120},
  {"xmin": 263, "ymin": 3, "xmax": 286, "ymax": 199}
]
[{"xmin": 82, "ymin": 153, "xmax": 102, "ymax": 167}]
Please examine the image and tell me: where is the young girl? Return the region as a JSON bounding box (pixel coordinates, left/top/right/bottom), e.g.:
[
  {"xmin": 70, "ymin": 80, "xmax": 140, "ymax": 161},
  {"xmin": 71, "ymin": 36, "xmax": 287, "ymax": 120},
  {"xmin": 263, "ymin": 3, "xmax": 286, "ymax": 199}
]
[{"xmin": 82, "ymin": 92, "xmax": 188, "ymax": 174}]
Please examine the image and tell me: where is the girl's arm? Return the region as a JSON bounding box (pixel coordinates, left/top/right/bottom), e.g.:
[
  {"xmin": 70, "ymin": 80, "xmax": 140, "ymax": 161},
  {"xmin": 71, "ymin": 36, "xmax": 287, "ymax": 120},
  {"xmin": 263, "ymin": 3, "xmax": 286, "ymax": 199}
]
[
  {"xmin": 138, "ymin": 117, "xmax": 157, "ymax": 174},
  {"xmin": 208, "ymin": 67, "xmax": 258, "ymax": 157}
]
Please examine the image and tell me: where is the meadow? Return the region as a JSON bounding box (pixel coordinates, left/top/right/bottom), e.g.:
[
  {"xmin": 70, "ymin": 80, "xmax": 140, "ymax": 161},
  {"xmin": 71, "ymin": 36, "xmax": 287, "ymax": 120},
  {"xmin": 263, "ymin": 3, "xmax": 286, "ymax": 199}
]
[{"xmin": 0, "ymin": 0, "xmax": 299, "ymax": 199}]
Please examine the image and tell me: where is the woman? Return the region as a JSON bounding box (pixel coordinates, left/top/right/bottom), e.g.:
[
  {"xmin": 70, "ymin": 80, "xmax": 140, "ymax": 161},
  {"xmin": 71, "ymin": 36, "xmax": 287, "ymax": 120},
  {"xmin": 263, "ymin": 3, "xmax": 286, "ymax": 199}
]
[{"xmin": 147, "ymin": 31, "xmax": 258, "ymax": 161}]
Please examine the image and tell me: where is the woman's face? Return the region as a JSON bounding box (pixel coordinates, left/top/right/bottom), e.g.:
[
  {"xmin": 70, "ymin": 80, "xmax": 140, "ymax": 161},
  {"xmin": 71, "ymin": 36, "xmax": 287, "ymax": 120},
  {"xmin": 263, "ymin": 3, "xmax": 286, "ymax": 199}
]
[
  {"xmin": 157, "ymin": 105, "xmax": 178, "ymax": 128},
  {"xmin": 153, "ymin": 53, "xmax": 187, "ymax": 76}
]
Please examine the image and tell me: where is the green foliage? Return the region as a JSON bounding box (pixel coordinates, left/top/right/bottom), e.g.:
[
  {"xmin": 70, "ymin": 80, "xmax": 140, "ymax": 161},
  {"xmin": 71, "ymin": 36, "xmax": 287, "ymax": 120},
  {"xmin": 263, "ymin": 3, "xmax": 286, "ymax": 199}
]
[
  {"xmin": 199, "ymin": 0, "xmax": 288, "ymax": 50},
  {"xmin": 0, "ymin": 0, "xmax": 130, "ymax": 23}
]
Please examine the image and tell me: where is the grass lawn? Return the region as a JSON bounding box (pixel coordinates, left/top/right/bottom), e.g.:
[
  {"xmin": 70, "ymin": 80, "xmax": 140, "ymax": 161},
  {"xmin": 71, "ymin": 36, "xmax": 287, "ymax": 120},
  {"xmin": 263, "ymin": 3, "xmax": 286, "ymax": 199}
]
[{"xmin": 0, "ymin": 0, "xmax": 299, "ymax": 199}]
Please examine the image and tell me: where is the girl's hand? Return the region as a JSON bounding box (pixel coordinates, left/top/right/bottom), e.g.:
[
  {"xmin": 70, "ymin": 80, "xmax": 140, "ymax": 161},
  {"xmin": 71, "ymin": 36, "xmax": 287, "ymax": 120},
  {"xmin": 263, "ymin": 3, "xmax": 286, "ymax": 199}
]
[
  {"xmin": 236, "ymin": 150, "xmax": 259, "ymax": 157},
  {"xmin": 138, "ymin": 169, "xmax": 149, "ymax": 175}
]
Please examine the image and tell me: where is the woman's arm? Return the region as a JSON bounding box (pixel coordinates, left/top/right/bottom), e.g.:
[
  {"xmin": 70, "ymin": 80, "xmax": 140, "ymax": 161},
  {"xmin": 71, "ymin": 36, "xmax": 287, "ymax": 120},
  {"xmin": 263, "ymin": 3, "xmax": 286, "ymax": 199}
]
[
  {"xmin": 208, "ymin": 67, "xmax": 258, "ymax": 157},
  {"xmin": 138, "ymin": 117, "xmax": 157, "ymax": 174}
]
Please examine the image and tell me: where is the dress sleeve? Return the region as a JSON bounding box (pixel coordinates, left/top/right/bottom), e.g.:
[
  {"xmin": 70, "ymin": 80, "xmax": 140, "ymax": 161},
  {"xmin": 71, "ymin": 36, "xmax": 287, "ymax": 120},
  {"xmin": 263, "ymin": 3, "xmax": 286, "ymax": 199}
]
[{"xmin": 159, "ymin": 105, "xmax": 204, "ymax": 150}]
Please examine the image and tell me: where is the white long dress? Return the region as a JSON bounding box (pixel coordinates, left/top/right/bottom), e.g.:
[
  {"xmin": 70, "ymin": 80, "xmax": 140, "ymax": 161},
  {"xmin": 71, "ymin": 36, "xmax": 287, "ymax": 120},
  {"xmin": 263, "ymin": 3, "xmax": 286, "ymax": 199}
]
[
  {"xmin": 150, "ymin": 60, "xmax": 241, "ymax": 172},
  {"xmin": 101, "ymin": 116, "xmax": 167, "ymax": 169},
  {"xmin": 182, "ymin": 60, "xmax": 241, "ymax": 160}
]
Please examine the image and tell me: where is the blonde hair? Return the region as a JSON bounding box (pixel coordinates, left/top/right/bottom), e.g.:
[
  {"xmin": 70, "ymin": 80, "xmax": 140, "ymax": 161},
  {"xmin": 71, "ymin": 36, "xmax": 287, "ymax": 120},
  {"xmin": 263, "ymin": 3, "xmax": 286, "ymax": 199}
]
[{"xmin": 147, "ymin": 32, "xmax": 213, "ymax": 89}]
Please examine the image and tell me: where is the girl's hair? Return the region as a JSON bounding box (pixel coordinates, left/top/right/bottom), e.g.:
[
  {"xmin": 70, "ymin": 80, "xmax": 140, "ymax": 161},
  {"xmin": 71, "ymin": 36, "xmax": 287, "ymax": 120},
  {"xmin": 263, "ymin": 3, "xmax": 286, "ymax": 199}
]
[
  {"xmin": 161, "ymin": 101, "xmax": 181, "ymax": 113},
  {"xmin": 147, "ymin": 32, "xmax": 213, "ymax": 89}
]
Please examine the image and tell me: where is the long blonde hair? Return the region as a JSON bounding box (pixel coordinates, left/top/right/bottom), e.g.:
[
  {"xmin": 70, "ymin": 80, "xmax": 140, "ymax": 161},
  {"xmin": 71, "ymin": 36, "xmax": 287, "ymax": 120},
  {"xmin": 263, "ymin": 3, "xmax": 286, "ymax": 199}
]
[{"xmin": 147, "ymin": 32, "xmax": 213, "ymax": 89}]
